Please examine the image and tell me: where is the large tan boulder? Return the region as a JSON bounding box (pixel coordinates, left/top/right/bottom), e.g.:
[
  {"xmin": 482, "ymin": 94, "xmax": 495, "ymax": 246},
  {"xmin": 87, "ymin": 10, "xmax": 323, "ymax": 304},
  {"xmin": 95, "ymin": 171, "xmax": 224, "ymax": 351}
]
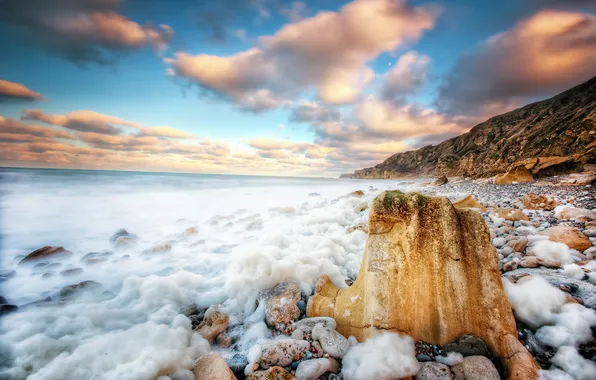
[
  {"xmin": 521, "ymin": 193, "xmax": 559, "ymax": 211},
  {"xmin": 452, "ymin": 195, "xmax": 486, "ymax": 211},
  {"xmin": 307, "ymin": 191, "xmax": 539, "ymax": 380},
  {"xmin": 539, "ymin": 226, "xmax": 592, "ymax": 252},
  {"xmin": 192, "ymin": 352, "xmax": 237, "ymax": 380},
  {"xmin": 558, "ymin": 207, "xmax": 596, "ymax": 222},
  {"xmin": 495, "ymin": 166, "xmax": 534, "ymax": 185}
]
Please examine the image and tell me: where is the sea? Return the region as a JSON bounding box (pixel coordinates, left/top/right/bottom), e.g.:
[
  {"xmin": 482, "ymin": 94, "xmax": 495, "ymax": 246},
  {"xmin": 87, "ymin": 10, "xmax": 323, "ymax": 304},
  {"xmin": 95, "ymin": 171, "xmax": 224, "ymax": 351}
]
[{"xmin": 0, "ymin": 167, "xmax": 429, "ymax": 380}]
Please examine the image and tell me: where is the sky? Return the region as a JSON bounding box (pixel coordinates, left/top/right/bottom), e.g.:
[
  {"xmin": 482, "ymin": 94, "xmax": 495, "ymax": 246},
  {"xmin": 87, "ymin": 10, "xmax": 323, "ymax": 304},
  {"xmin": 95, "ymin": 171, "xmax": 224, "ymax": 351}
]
[{"xmin": 0, "ymin": 0, "xmax": 595, "ymax": 177}]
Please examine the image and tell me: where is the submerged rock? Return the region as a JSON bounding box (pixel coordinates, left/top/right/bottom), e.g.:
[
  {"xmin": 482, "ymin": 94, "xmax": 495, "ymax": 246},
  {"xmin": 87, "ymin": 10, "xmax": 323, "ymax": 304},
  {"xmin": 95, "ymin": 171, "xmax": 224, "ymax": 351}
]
[
  {"xmin": 109, "ymin": 228, "xmax": 138, "ymax": 245},
  {"xmin": 19, "ymin": 246, "xmax": 72, "ymax": 264},
  {"xmin": 192, "ymin": 352, "xmax": 237, "ymax": 380},
  {"xmin": 307, "ymin": 191, "xmax": 539, "ymax": 379},
  {"xmin": 59, "ymin": 280, "xmax": 102, "ymax": 299},
  {"xmin": 0, "ymin": 270, "xmax": 16, "ymax": 282},
  {"xmin": 60, "ymin": 268, "xmax": 84, "ymax": 276},
  {"xmin": 258, "ymin": 282, "xmax": 301, "ymax": 330},
  {"xmin": 80, "ymin": 251, "xmax": 113, "ymax": 265},
  {"xmin": 349, "ymin": 190, "xmax": 365, "ymax": 197}
]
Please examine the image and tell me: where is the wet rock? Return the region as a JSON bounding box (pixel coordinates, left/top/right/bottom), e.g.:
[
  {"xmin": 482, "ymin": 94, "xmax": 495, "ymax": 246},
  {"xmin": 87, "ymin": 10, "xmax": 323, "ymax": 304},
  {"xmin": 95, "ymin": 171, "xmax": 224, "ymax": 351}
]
[
  {"xmin": 109, "ymin": 228, "xmax": 138, "ymax": 245},
  {"xmin": 181, "ymin": 226, "xmax": 198, "ymax": 237},
  {"xmin": 259, "ymin": 339, "xmax": 310, "ymax": 369},
  {"xmin": 540, "ymin": 226, "xmax": 592, "ymax": 251},
  {"xmin": 192, "ymin": 352, "xmax": 237, "ymax": 380},
  {"xmin": 0, "ymin": 270, "xmax": 16, "ymax": 282},
  {"xmin": 0, "ymin": 296, "xmax": 6, "ymax": 304},
  {"xmin": 247, "ymin": 366, "xmax": 297, "ymax": 380},
  {"xmin": 216, "ymin": 331, "xmax": 232, "ymax": 348},
  {"xmin": 292, "ymin": 317, "xmax": 337, "ymax": 333},
  {"xmin": 80, "ymin": 251, "xmax": 113, "ymax": 265},
  {"xmin": 143, "ymin": 242, "xmax": 173, "ymax": 254},
  {"xmin": 349, "ymin": 190, "xmax": 364, "ymax": 197},
  {"xmin": 18, "ymin": 246, "xmax": 72, "ymax": 264},
  {"xmin": 0, "ymin": 304, "xmax": 18, "ymax": 316},
  {"xmin": 444, "ymin": 335, "xmax": 490, "ymax": 358},
  {"xmin": 519, "ymin": 256, "xmax": 561, "ymax": 269},
  {"xmin": 60, "ymin": 268, "xmax": 84, "ymax": 276},
  {"xmin": 311, "ymin": 323, "xmax": 350, "ymax": 359},
  {"xmin": 503, "ymin": 260, "xmax": 519, "ymax": 272},
  {"xmin": 226, "ymin": 354, "xmax": 249, "ymax": 377},
  {"xmin": 416, "ymin": 362, "xmax": 453, "ymax": 380},
  {"xmin": 295, "ymin": 357, "xmax": 339, "ymax": 380},
  {"xmin": 434, "ymin": 176, "xmax": 448, "ymax": 186},
  {"xmin": 452, "ymin": 195, "xmax": 486, "ymax": 211},
  {"xmin": 451, "ymin": 356, "xmax": 499, "ymax": 380},
  {"xmin": 113, "ymin": 236, "xmax": 139, "ymax": 251},
  {"xmin": 258, "ymin": 282, "xmax": 301, "ymax": 330},
  {"xmin": 353, "ymin": 202, "xmax": 368, "ymax": 213},
  {"xmin": 59, "ymin": 280, "xmax": 102, "ymax": 299},
  {"xmin": 346, "ymin": 223, "xmax": 368, "ymax": 234},
  {"xmin": 196, "ymin": 305, "xmax": 229, "ymax": 342}
]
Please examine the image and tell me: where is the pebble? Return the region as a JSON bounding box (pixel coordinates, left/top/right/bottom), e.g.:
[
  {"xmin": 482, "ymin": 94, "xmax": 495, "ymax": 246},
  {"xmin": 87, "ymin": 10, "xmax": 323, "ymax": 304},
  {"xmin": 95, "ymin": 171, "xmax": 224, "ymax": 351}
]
[
  {"xmin": 311, "ymin": 323, "xmax": 351, "ymax": 359},
  {"xmin": 416, "ymin": 362, "xmax": 454, "ymax": 380}
]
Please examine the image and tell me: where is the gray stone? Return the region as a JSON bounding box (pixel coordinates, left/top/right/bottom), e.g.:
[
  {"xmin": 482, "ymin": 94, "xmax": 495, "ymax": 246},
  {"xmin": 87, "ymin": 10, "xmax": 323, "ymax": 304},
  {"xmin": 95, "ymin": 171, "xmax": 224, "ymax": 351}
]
[
  {"xmin": 259, "ymin": 339, "xmax": 310, "ymax": 369},
  {"xmin": 416, "ymin": 362, "xmax": 454, "ymax": 380},
  {"xmin": 292, "ymin": 317, "xmax": 337, "ymax": 333},
  {"xmin": 311, "ymin": 323, "xmax": 350, "ymax": 359},
  {"xmin": 444, "ymin": 335, "xmax": 491, "ymax": 358},
  {"xmin": 451, "ymin": 356, "xmax": 499, "ymax": 380},
  {"xmin": 295, "ymin": 358, "xmax": 339, "ymax": 380}
]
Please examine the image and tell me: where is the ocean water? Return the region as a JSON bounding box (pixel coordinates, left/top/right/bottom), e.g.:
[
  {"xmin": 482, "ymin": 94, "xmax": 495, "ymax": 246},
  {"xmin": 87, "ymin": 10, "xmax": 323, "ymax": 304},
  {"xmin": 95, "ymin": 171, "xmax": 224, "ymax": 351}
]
[{"xmin": 0, "ymin": 168, "xmax": 428, "ymax": 380}]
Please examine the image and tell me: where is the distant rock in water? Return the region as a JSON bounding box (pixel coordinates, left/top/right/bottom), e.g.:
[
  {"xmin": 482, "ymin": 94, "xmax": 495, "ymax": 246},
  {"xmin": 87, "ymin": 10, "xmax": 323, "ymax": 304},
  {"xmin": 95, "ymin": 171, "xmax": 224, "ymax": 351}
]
[
  {"xmin": 346, "ymin": 76, "xmax": 596, "ymax": 179},
  {"xmin": 18, "ymin": 246, "xmax": 72, "ymax": 264},
  {"xmin": 307, "ymin": 191, "xmax": 539, "ymax": 379},
  {"xmin": 433, "ymin": 175, "xmax": 448, "ymax": 186}
]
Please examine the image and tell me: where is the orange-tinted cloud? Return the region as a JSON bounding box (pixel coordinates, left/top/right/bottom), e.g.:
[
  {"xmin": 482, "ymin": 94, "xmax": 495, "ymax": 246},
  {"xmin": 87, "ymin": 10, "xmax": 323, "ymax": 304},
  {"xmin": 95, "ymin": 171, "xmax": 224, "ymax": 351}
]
[
  {"xmin": 166, "ymin": 0, "xmax": 439, "ymax": 110},
  {"xmin": 437, "ymin": 10, "xmax": 596, "ymax": 118},
  {"xmin": 0, "ymin": 80, "xmax": 43, "ymax": 102},
  {"xmin": 0, "ymin": 0, "xmax": 173, "ymax": 65}
]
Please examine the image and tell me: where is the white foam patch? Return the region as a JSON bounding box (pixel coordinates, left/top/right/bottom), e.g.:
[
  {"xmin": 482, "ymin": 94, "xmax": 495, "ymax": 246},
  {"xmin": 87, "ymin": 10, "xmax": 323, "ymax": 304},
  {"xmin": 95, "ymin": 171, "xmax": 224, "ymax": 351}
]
[
  {"xmin": 561, "ymin": 264, "xmax": 585, "ymax": 280},
  {"xmin": 436, "ymin": 352, "xmax": 464, "ymax": 366},
  {"xmin": 550, "ymin": 346, "xmax": 596, "ymax": 380},
  {"xmin": 527, "ymin": 240, "xmax": 573, "ymax": 265},
  {"xmin": 341, "ymin": 333, "xmax": 420, "ymax": 380}
]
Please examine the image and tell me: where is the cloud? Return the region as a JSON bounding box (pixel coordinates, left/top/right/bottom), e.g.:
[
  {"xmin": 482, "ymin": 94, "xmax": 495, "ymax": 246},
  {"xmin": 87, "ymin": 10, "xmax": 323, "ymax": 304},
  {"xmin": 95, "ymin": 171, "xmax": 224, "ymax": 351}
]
[
  {"xmin": 167, "ymin": 0, "xmax": 439, "ymax": 111},
  {"xmin": 0, "ymin": 116, "xmax": 74, "ymax": 140},
  {"xmin": 437, "ymin": 10, "xmax": 596, "ymax": 117},
  {"xmin": 0, "ymin": 0, "xmax": 174, "ymax": 65},
  {"xmin": 280, "ymin": 1, "xmax": 307, "ymax": 22},
  {"xmin": 22, "ymin": 109, "xmax": 138, "ymax": 135},
  {"xmin": 289, "ymin": 101, "xmax": 341, "ymax": 123},
  {"xmin": 0, "ymin": 80, "xmax": 43, "ymax": 102},
  {"xmin": 381, "ymin": 51, "xmax": 430, "ymax": 101}
]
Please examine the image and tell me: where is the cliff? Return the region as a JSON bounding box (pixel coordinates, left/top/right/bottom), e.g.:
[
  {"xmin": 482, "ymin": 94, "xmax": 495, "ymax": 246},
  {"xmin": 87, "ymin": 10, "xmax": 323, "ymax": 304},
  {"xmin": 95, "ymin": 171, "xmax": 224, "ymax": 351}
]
[{"xmin": 345, "ymin": 76, "xmax": 596, "ymax": 179}]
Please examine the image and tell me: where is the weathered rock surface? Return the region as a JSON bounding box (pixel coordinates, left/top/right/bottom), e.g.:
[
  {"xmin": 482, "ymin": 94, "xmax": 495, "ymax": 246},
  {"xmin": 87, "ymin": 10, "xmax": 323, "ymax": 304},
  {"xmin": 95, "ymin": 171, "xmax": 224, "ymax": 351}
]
[
  {"xmin": 196, "ymin": 305, "xmax": 229, "ymax": 342},
  {"xmin": 19, "ymin": 246, "xmax": 72, "ymax": 264},
  {"xmin": 540, "ymin": 226, "xmax": 592, "ymax": 251},
  {"xmin": 291, "ymin": 317, "xmax": 337, "ymax": 333},
  {"xmin": 258, "ymin": 339, "xmax": 310, "ymax": 369},
  {"xmin": 452, "ymin": 195, "xmax": 486, "ymax": 211},
  {"xmin": 192, "ymin": 352, "xmax": 237, "ymax": 380},
  {"xmin": 295, "ymin": 358, "xmax": 339, "ymax": 380},
  {"xmin": 491, "ymin": 208, "xmax": 529, "ymax": 222},
  {"xmin": 558, "ymin": 207, "xmax": 596, "ymax": 222},
  {"xmin": 311, "ymin": 323, "xmax": 350, "ymax": 359},
  {"xmin": 258, "ymin": 283, "xmax": 301, "ymax": 330},
  {"xmin": 451, "ymin": 356, "xmax": 500, "ymax": 380},
  {"xmin": 416, "ymin": 362, "xmax": 453, "ymax": 380},
  {"xmin": 346, "ymin": 224, "xmax": 368, "ymax": 234},
  {"xmin": 495, "ymin": 166, "xmax": 534, "ymax": 185},
  {"xmin": 342, "ymin": 77, "xmax": 596, "ymax": 179},
  {"xmin": 434, "ymin": 176, "xmax": 448, "ymax": 186},
  {"xmin": 521, "ymin": 193, "xmax": 559, "ymax": 211},
  {"xmin": 307, "ymin": 191, "xmax": 539, "ymax": 380},
  {"xmin": 109, "ymin": 228, "xmax": 138, "ymax": 245},
  {"xmin": 247, "ymin": 366, "xmax": 297, "ymax": 380},
  {"xmin": 59, "ymin": 280, "xmax": 102, "ymax": 299},
  {"xmin": 519, "ymin": 256, "xmax": 561, "ymax": 269}
]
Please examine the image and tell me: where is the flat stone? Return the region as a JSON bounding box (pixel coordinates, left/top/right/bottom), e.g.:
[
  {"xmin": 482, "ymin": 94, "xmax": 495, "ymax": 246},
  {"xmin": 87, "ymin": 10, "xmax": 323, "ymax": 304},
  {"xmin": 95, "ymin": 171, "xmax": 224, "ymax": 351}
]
[
  {"xmin": 292, "ymin": 317, "xmax": 337, "ymax": 333},
  {"xmin": 416, "ymin": 362, "xmax": 453, "ymax": 380},
  {"xmin": 192, "ymin": 352, "xmax": 237, "ymax": 380},
  {"xmin": 259, "ymin": 339, "xmax": 310, "ymax": 369},
  {"xmin": 295, "ymin": 358, "xmax": 339, "ymax": 380}
]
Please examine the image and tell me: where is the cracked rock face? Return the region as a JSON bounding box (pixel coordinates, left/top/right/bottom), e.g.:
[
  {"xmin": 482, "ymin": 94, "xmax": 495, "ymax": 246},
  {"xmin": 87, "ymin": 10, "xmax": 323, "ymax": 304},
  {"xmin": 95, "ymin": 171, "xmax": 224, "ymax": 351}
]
[{"xmin": 307, "ymin": 191, "xmax": 539, "ymax": 380}]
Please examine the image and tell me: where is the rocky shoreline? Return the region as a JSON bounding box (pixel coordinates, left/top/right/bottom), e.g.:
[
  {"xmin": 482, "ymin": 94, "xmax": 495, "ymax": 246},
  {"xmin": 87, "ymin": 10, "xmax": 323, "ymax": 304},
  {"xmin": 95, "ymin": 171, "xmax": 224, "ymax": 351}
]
[{"xmin": 1, "ymin": 177, "xmax": 595, "ymax": 380}]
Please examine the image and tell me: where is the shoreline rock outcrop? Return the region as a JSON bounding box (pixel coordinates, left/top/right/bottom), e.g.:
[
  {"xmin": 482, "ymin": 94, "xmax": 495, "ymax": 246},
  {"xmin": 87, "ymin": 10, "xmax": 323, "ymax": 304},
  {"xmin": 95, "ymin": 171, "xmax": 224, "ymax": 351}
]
[{"xmin": 307, "ymin": 191, "xmax": 539, "ymax": 379}]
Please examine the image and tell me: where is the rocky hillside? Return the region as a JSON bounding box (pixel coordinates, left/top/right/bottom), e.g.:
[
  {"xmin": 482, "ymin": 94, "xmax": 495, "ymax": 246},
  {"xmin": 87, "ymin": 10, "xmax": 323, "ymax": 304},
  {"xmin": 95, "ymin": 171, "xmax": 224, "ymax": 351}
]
[{"xmin": 344, "ymin": 76, "xmax": 596, "ymax": 179}]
